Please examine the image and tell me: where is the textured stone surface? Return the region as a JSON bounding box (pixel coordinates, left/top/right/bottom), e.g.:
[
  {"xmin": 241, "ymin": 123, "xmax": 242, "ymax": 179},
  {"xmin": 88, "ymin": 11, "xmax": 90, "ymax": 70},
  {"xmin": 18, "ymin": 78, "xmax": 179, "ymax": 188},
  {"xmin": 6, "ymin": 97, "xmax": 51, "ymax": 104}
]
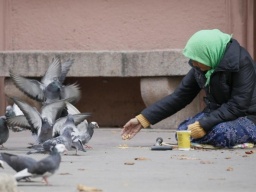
[{"xmin": 0, "ymin": 50, "xmax": 188, "ymax": 77}]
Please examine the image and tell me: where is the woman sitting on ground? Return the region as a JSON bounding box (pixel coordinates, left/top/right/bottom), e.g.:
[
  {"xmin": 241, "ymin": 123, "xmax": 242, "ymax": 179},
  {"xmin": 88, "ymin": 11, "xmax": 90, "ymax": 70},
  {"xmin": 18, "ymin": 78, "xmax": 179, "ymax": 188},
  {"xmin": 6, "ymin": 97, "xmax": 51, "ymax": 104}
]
[{"xmin": 121, "ymin": 29, "xmax": 256, "ymax": 148}]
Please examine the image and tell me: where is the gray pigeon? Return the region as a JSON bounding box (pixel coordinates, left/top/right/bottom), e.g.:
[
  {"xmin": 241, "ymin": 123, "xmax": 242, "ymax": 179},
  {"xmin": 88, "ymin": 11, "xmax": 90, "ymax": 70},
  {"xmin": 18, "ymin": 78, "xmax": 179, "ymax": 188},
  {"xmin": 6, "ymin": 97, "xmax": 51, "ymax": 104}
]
[
  {"xmin": 52, "ymin": 113, "xmax": 91, "ymax": 137},
  {"xmin": 5, "ymin": 105, "xmax": 23, "ymax": 132},
  {"xmin": 27, "ymin": 115, "xmax": 86, "ymax": 155},
  {"xmin": 78, "ymin": 121, "xmax": 99, "ymax": 147},
  {"xmin": 0, "ymin": 105, "xmax": 22, "ymax": 148},
  {"xmin": 63, "ymin": 102, "xmax": 98, "ymax": 147},
  {"xmin": 58, "ymin": 115, "xmax": 86, "ymax": 154},
  {"xmin": 0, "ymin": 116, "xmax": 9, "ymax": 149},
  {"xmin": 0, "ymin": 105, "xmax": 18, "ymax": 147},
  {"xmin": 0, "ymin": 152, "xmax": 37, "ymax": 180},
  {"xmin": 9, "ymin": 57, "xmax": 80, "ymax": 105},
  {"xmin": 5, "ymin": 106, "xmax": 16, "ymax": 119},
  {"xmin": 7, "ymin": 97, "xmax": 66, "ymax": 143},
  {"xmin": 14, "ymin": 144, "xmax": 67, "ymax": 185}
]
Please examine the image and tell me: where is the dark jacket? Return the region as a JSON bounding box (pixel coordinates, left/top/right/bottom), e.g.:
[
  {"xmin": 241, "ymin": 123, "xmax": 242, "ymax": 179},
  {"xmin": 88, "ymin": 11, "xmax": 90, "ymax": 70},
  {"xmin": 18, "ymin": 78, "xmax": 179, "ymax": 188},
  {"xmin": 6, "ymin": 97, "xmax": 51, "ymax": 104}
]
[{"xmin": 141, "ymin": 39, "xmax": 256, "ymax": 132}]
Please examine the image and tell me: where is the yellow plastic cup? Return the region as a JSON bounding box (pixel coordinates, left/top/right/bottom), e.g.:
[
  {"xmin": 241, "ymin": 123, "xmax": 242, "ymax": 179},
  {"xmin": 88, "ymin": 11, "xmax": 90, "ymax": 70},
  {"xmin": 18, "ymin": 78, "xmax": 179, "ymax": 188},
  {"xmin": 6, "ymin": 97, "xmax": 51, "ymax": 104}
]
[{"xmin": 176, "ymin": 130, "xmax": 191, "ymax": 150}]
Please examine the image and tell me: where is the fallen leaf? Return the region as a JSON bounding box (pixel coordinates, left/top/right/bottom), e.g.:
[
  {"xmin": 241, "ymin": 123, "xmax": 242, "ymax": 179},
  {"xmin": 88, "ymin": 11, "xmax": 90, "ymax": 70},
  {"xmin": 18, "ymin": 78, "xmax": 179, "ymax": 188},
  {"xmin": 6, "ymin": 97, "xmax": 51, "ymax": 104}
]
[
  {"xmin": 226, "ymin": 167, "xmax": 233, "ymax": 171},
  {"xmin": 59, "ymin": 172, "xmax": 71, "ymax": 175},
  {"xmin": 124, "ymin": 162, "xmax": 135, "ymax": 165},
  {"xmin": 225, "ymin": 157, "xmax": 231, "ymax": 159},
  {"xmin": 77, "ymin": 184, "xmax": 102, "ymax": 192},
  {"xmin": 134, "ymin": 157, "xmax": 149, "ymax": 160},
  {"xmin": 245, "ymin": 150, "xmax": 254, "ymax": 154}
]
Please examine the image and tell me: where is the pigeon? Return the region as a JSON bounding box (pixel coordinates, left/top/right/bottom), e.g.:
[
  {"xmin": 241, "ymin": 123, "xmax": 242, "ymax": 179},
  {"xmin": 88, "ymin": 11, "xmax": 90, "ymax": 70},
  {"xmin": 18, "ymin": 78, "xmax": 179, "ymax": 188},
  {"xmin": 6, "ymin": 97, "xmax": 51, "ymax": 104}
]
[
  {"xmin": 0, "ymin": 116, "xmax": 9, "ymax": 149},
  {"xmin": 9, "ymin": 57, "xmax": 81, "ymax": 105},
  {"xmin": 27, "ymin": 115, "xmax": 86, "ymax": 155},
  {"xmin": 5, "ymin": 105, "xmax": 23, "ymax": 132},
  {"xmin": 14, "ymin": 144, "xmax": 67, "ymax": 185},
  {"xmin": 0, "ymin": 152, "xmax": 37, "ymax": 180},
  {"xmin": 52, "ymin": 113, "xmax": 91, "ymax": 137},
  {"xmin": 0, "ymin": 105, "xmax": 22, "ymax": 148},
  {"xmin": 7, "ymin": 97, "xmax": 67, "ymax": 143},
  {"xmin": 5, "ymin": 106, "xmax": 16, "ymax": 119},
  {"xmin": 78, "ymin": 121, "xmax": 99, "ymax": 148},
  {"xmin": 51, "ymin": 109, "xmax": 98, "ymax": 148},
  {"xmin": 65, "ymin": 103, "xmax": 99, "ymax": 147},
  {"xmin": 57, "ymin": 115, "xmax": 86, "ymax": 154},
  {"xmin": 0, "ymin": 105, "xmax": 18, "ymax": 146}
]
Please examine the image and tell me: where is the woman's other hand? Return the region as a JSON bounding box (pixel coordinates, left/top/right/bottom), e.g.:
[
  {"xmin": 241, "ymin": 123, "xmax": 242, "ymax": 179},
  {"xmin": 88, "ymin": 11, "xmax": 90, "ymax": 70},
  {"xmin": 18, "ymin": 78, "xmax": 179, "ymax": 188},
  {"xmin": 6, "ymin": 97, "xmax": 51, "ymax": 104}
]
[{"xmin": 187, "ymin": 121, "xmax": 206, "ymax": 139}]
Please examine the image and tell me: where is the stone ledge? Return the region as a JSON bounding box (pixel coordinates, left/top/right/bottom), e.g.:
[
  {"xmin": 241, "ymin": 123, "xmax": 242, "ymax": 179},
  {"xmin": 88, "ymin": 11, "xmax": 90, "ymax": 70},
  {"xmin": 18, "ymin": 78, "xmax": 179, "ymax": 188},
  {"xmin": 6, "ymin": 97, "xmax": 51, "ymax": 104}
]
[{"xmin": 0, "ymin": 50, "xmax": 189, "ymax": 77}]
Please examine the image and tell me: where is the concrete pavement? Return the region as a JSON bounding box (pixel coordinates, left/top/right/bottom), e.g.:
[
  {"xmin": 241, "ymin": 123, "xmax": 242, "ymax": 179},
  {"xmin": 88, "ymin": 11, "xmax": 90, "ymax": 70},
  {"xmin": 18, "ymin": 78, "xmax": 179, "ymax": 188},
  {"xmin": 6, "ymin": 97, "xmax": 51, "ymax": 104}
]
[{"xmin": 1, "ymin": 128, "xmax": 256, "ymax": 192}]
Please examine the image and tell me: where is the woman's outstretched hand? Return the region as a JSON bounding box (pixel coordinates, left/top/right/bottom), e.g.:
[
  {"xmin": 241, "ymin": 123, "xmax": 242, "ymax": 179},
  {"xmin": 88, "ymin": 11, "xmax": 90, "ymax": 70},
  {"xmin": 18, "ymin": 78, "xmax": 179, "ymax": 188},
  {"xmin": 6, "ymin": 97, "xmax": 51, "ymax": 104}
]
[{"xmin": 121, "ymin": 118, "xmax": 142, "ymax": 140}]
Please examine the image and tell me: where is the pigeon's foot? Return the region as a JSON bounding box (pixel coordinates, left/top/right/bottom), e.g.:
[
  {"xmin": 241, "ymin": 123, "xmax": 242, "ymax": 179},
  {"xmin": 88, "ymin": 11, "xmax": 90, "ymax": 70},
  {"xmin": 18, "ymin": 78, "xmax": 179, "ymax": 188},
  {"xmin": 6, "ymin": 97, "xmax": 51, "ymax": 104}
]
[
  {"xmin": 84, "ymin": 144, "xmax": 93, "ymax": 149},
  {"xmin": 42, "ymin": 177, "xmax": 51, "ymax": 186}
]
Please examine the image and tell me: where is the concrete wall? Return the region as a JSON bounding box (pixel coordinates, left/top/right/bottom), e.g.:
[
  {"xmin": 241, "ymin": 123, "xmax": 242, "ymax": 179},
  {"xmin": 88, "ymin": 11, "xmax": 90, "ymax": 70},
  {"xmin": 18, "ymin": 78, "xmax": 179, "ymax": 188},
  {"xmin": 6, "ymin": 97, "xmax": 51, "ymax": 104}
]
[
  {"xmin": 1, "ymin": 0, "xmax": 230, "ymax": 50},
  {"xmin": 0, "ymin": 0, "xmax": 255, "ymax": 128}
]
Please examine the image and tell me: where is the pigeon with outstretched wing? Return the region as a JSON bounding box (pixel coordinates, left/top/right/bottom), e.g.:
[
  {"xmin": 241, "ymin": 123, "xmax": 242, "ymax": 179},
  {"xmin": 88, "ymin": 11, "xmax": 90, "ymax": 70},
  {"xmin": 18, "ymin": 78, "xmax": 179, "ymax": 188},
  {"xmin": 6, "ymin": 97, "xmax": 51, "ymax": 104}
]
[
  {"xmin": 9, "ymin": 57, "xmax": 80, "ymax": 105},
  {"xmin": 7, "ymin": 97, "xmax": 66, "ymax": 143}
]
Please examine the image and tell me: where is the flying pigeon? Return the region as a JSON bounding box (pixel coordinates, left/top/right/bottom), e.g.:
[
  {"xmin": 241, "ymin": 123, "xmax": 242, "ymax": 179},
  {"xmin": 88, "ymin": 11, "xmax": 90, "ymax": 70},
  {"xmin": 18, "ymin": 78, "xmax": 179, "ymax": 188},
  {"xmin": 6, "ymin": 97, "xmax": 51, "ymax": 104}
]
[
  {"xmin": 9, "ymin": 57, "xmax": 81, "ymax": 105},
  {"xmin": 27, "ymin": 115, "xmax": 86, "ymax": 155},
  {"xmin": 7, "ymin": 97, "xmax": 67, "ymax": 143},
  {"xmin": 14, "ymin": 144, "xmax": 67, "ymax": 185}
]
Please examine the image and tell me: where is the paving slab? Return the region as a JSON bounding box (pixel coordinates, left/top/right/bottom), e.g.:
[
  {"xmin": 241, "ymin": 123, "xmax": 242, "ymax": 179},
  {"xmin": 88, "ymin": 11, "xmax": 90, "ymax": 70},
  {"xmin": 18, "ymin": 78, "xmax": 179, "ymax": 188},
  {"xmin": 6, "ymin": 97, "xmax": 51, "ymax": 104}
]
[{"xmin": 1, "ymin": 128, "xmax": 256, "ymax": 192}]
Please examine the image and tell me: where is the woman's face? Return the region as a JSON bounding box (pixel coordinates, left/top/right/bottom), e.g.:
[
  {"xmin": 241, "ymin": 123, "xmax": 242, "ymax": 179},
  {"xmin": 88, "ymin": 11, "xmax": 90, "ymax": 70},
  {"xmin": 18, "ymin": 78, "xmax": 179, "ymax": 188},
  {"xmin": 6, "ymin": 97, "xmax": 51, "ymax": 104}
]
[{"xmin": 191, "ymin": 60, "xmax": 211, "ymax": 71}]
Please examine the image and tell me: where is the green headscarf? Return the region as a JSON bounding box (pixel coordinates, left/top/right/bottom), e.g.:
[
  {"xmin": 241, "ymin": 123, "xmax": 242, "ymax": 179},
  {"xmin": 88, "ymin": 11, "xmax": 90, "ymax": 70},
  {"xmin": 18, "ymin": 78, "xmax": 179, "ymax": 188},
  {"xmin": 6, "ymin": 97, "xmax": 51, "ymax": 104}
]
[{"xmin": 183, "ymin": 29, "xmax": 232, "ymax": 86}]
